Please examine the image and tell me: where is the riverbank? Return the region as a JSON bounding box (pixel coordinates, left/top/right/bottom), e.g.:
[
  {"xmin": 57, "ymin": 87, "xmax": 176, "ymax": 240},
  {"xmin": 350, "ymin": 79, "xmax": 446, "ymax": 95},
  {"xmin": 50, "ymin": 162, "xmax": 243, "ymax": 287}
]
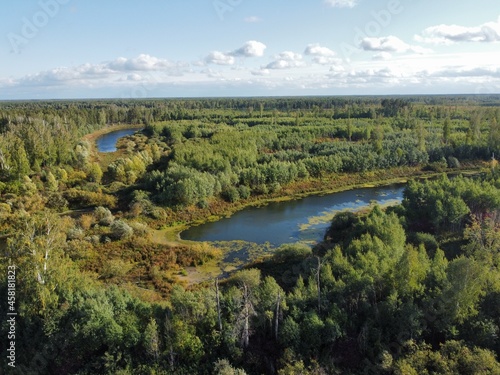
[
  {"xmin": 83, "ymin": 124, "xmax": 143, "ymax": 164},
  {"xmin": 83, "ymin": 123, "xmax": 144, "ymax": 144},
  {"xmin": 159, "ymin": 163, "xmax": 485, "ymax": 246},
  {"xmin": 171, "ymin": 165, "xmax": 485, "ymax": 285}
]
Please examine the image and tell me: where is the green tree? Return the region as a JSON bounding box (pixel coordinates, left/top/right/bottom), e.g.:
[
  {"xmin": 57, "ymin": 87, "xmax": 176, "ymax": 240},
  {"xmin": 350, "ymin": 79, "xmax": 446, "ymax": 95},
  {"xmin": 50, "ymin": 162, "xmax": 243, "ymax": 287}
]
[
  {"xmin": 10, "ymin": 138, "xmax": 31, "ymax": 179},
  {"xmin": 443, "ymin": 116, "xmax": 451, "ymax": 145},
  {"xmin": 143, "ymin": 318, "xmax": 160, "ymax": 361},
  {"xmin": 468, "ymin": 112, "xmax": 482, "ymax": 143},
  {"xmin": 87, "ymin": 162, "xmax": 103, "ymax": 183},
  {"xmin": 46, "ymin": 171, "xmax": 58, "ymax": 192},
  {"xmin": 488, "ymin": 116, "xmax": 500, "ymax": 153},
  {"xmin": 213, "ymin": 359, "xmax": 247, "ymax": 375}
]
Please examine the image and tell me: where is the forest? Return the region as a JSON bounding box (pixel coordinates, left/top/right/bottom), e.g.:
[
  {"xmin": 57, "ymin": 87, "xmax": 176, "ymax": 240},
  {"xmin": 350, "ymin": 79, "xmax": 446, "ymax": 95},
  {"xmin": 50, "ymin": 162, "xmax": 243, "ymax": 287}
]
[{"xmin": 0, "ymin": 95, "xmax": 499, "ymax": 374}]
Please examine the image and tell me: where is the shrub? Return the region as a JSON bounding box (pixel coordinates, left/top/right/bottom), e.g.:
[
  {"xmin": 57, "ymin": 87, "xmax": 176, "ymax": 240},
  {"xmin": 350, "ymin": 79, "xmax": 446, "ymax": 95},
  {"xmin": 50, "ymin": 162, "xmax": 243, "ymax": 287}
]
[
  {"xmin": 447, "ymin": 156, "xmax": 461, "ymax": 168},
  {"xmin": 101, "ymin": 259, "xmax": 134, "ymax": 279},
  {"xmin": 129, "ymin": 221, "xmax": 149, "ymax": 237},
  {"xmin": 64, "ymin": 189, "xmax": 117, "ymax": 208},
  {"xmin": 110, "ymin": 220, "xmax": 134, "ymax": 240},
  {"xmin": 0, "ymin": 203, "xmax": 11, "ymax": 216},
  {"xmin": 273, "ymin": 244, "xmax": 312, "ymax": 263},
  {"xmin": 269, "ymin": 182, "xmax": 282, "ymax": 193},
  {"xmin": 45, "ymin": 193, "xmax": 68, "ymax": 212},
  {"xmin": 197, "ymin": 199, "xmax": 209, "ymax": 209},
  {"xmin": 86, "ymin": 162, "xmax": 103, "ymax": 183},
  {"xmin": 222, "ymin": 186, "xmax": 240, "ymax": 203},
  {"xmin": 67, "ymin": 227, "xmax": 84, "ymax": 240},
  {"xmin": 150, "ymin": 207, "xmax": 167, "ymax": 220},
  {"xmin": 253, "ymin": 184, "xmax": 269, "ymax": 195},
  {"xmin": 79, "ymin": 214, "xmax": 94, "ymax": 230},
  {"xmin": 84, "ymin": 235, "xmax": 100, "ymax": 245},
  {"xmin": 238, "ymin": 185, "xmax": 251, "ymax": 199},
  {"xmin": 94, "ymin": 206, "xmax": 114, "ymax": 226}
]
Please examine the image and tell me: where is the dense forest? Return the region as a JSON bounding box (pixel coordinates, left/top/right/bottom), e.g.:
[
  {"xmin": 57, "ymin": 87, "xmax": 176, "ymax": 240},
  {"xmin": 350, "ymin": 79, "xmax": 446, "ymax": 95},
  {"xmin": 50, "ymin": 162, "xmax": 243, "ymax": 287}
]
[{"xmin": 0, "ymin": 96, "xmax": 500, "ymax": 374}]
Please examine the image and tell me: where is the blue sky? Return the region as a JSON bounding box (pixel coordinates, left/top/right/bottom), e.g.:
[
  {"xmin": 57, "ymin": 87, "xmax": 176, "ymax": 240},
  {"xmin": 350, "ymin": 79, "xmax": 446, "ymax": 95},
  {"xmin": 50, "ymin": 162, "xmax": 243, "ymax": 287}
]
[{"xmin": 0, "ymin": 0, "xmax": 499, "ymax": 99}]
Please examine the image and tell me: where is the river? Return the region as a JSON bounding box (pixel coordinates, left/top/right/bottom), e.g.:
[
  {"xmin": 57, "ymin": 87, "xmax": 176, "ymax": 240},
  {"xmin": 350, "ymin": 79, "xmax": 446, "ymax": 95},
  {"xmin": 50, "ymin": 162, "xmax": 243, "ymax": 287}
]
[
  {"xmin": 96, "ymin": 128, "xmax": 141, "ymax": 152},
  {"xmin": 181, "ymin": 184, "xmax": 405, "ymax": 247}
]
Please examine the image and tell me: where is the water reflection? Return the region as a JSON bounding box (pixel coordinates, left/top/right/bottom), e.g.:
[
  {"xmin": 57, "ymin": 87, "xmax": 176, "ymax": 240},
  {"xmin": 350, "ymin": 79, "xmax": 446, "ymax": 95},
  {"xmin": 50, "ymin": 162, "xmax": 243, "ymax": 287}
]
[{"xmin": 181, "ymin": 184, "xmax": 405, "ymax": 246}]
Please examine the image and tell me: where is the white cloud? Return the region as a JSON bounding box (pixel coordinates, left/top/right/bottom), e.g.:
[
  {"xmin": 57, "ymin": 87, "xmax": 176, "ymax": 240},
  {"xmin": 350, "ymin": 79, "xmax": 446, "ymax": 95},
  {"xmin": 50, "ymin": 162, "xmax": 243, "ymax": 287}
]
[
  {"xmin": 416, "ymin": 16, "xmax": 500, "ymax": 44},
  {"xmin": 127, "ymin": 74, "xmax": 142, "ymax": 81},
  {"xmin": 200, "ymin": 68, "xmax": 224, "ymax": 79},
  {"xmin": 251, "ymin": 69, "xmax": 270, "ymax": 76},
  {"xmin": 4, "ymin": 49, "xmax": 500, "ymax": 99},
  {"xmin": 324, "ymin": 0, "xmax": 358, "ymax": 8},
  {"xmin": 304, "ymin": 43, "xmax": 336, "ymax": 57},
  {"xmin": 232, "ymin": 40, "xmax": 267, "ymax": 57},
  {"xmin": 265, "ymin": 51, "xmax": 305, "ymax": 69},
  {"xmin": 304, "ymin": 44, "xmax": 340, "ymax": 65},
  {"xmin": 13, "ymin": 54, "xmax": 190, "ymax": 88},
  {"xmin": 204, "ymin": 40, "xmax": 267, "ymax": 66},
  {"xmin": 312, "ymin": 56, "xmax": 343, "ymax": 65},
  {"xmin": 107, "ymin": 54, "xmax": 178, "ymax": 71},
  {"xmin": 360, "ymin": 36, "xmax": 430, "ymax": 54},
  {"xmin": 372, "ymin": 52, "xmax": 392, "ymax": 60},
  {"xmin": 205, "ymin": 51, "xmax": 236, "ymax": 65}
]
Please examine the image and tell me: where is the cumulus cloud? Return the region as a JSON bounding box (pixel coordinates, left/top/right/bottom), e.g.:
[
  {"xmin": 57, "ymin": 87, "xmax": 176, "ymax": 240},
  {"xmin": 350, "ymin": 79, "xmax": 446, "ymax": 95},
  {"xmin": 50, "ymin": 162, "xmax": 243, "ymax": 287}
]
[
  {"xmin": 14, "ymin": 54, "xmax": 189, "ymax": 87},
  {"xmin": 232, "ymin": 40, "xmax": 267, "ymax": 57},
  {"xmin": 304, "ymin": 43, "xmax": 341, "ymax": 65},
  {"xmin": 204, "ymin": 40, "xmax": 267, "ymax": 66},
  {"xmin": 324, "ymin": 0, "xmax": 358, "ymax": 8},
  {"xmin": 304, "ymin": 43, "xmax": 336, "ymax": 57},
  {"xmin": 4, "ymin": 48, "xmax": 500, "ymax": 99},
  {"xmin": 360, "ymin": 36, "xmax": 430, "ymax": 54},
  {"xmin": 107, "ymin": 54, "xmax": 179, "ymax": 71},
  {"xmin": 313, "ymin": 56, "xmax": 343, "ymax": 65},
  {"xmin": 205, "ymin": 51, "xmax": 236, "ymax": 65},
  {"xmin": 265, "ymin": 51, "xmax": 305, "ymax": 69},
  {"xmin": 415, "ymin": 16, "xmax": 500, "ymax": 44}
]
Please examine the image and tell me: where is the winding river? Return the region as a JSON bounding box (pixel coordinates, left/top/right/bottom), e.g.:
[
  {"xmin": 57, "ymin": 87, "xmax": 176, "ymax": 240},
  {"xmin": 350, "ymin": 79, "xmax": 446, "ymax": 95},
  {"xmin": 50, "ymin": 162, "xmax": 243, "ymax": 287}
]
[
  {"xmin": 96, "ymin": 128, "xmax": 141, "ymax": 152},
  {"xmin": 181, "ymin": 184, "xmax": 405, "ymax": 246}
]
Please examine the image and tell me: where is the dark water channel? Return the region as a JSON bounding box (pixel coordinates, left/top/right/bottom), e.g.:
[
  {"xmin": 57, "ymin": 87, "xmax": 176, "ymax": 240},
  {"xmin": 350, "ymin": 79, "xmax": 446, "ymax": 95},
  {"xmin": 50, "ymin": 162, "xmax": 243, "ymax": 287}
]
[
  {"xmin": 181, "ymin": 184, "xmax": 405, "ymax": 247},
  {"xmin": 96, "ymin": 128, "xmax": 141, "ymax": 152}
]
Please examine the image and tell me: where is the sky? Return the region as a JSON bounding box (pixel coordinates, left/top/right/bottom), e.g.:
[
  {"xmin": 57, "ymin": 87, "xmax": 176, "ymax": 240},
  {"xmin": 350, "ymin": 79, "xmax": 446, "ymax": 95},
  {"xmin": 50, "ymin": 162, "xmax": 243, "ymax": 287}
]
[{"xmin": 0, "ymin": 0, "xmax": 499, "ymax": 100}]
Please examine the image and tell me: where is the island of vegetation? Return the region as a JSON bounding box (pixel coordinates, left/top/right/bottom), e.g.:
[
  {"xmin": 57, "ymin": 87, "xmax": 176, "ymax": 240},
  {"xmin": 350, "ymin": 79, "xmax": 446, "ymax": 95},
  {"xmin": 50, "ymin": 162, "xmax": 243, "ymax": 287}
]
[{"xmin": 0, "ymin": 95, "xmax": 499, "ymax": 374}]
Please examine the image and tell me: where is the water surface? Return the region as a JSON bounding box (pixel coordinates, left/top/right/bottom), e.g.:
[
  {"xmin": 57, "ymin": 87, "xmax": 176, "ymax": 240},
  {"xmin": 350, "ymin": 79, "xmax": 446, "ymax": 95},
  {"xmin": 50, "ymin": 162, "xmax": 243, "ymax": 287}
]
[
  {"xmin": 181, "ymin": 184, "xmax": 405, "ymax": 246},
  {"xmin": 96, "ymin": 128, "xmax": 141, "ymax": 152}
]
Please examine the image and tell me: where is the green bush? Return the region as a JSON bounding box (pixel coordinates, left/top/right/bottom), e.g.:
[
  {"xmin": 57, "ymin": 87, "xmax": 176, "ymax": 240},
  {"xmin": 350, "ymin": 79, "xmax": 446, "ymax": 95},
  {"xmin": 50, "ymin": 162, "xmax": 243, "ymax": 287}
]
[
  {"xmin": 273, "ymin": 244, "xmax": 312, "ymax": 263},
  {"xmin": 64, "ymin": 188, "xmax": 117, "ymax": 208},
  {"xmin": 45, "ymin": 192, "xmax": 68, "ymax": 212},
  {"xmin": 222, "ymin": 186, "xmax": 240, "ymax": 203},
  {"xmin": 238, "ymin": 185, "xmax": 251, "ymax": 199},
  {"xmin": 447, "ymin": 156, "xmax": 461, "ymax": 168},
  {"xmin": 110, "ymin": 220, "xmax": 134, "ymax": 240},
  {"xmin": 94, "ymin": 206, "xmax": 114, "ymax": 226}
]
